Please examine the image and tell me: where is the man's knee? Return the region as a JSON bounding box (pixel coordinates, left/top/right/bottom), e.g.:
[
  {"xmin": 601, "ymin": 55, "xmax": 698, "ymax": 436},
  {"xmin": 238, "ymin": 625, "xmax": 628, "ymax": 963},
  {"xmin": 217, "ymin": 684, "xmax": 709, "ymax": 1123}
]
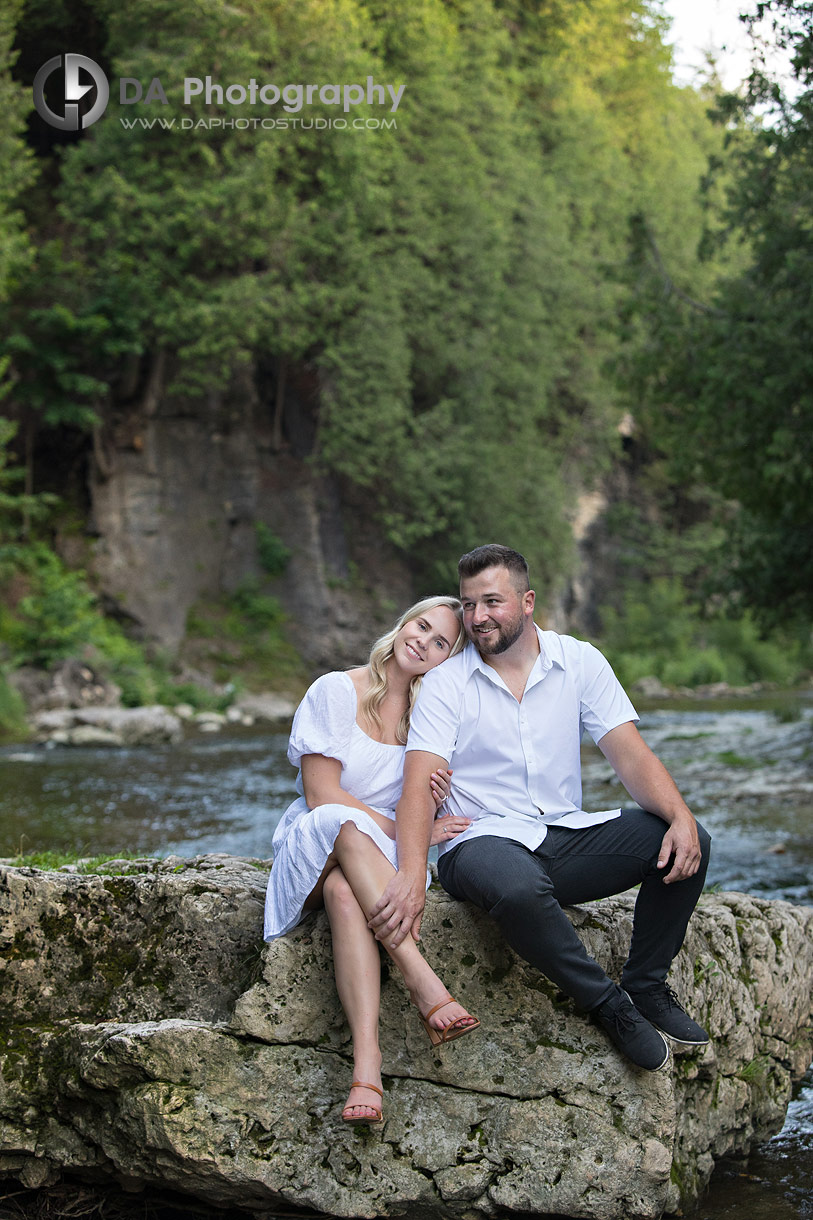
[
  {"xmin": 489, "ymin": 877, "xmax": 559, "ymax": 928},
  {"xmin": 623, "ymin": 807, "xmax": 712, "ymax": 870},
  {"xmin": 696, "ymin": 821, "xmax": 712, "ymax": 867},
  {"xmin": 439, "ymin": 837, "xmax": 552, "ymax": 915}
]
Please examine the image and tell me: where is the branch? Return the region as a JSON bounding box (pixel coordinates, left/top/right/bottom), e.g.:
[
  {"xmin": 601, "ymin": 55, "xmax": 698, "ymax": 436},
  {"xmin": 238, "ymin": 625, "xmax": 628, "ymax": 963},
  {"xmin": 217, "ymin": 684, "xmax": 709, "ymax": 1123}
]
[{"xmin": 642, "ymin": 222, "xmax": 728, "ymax": 318}]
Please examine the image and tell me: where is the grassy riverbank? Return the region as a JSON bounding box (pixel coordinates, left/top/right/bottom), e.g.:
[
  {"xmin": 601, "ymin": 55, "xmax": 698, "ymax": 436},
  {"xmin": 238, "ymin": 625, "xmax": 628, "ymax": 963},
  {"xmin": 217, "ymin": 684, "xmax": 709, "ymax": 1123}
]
[{"xmin": 0, "ymin": 548, "xmax": 309, "ymax": 743}]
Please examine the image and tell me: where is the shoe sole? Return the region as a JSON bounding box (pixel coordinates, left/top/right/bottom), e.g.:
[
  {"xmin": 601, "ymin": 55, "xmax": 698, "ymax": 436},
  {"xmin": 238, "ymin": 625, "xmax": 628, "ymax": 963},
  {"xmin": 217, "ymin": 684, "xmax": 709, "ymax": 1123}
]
[
  {"xmin": 645, "ymin": 1044, "xmax": 671, "ymax": 1072},
  {"xmin": 654, "ymin": 1025, "xmax": 710, "ymax": 1050},
  {"xmin": 422, "ymin": 1016, "xmax": 481, "ymax": 1047}
]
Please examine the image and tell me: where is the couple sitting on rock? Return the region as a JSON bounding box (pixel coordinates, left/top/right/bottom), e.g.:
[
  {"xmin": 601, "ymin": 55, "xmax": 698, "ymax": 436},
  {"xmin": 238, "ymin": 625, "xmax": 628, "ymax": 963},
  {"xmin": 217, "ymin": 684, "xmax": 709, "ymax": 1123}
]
[{"xmin": 264, "ymin": 544, "xmax": 711, "ymax": 1123}]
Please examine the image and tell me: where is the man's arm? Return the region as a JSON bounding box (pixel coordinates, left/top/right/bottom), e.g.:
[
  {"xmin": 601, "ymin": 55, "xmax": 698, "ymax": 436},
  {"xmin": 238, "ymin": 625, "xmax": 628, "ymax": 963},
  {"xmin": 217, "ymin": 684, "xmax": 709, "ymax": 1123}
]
[
  {"xmin": 367, "ymin": 749, "xmax": 448, "ymax": 946},
  {"xmin": 598, "ymin": 721, "xmax": 702, "ymax": 884}
]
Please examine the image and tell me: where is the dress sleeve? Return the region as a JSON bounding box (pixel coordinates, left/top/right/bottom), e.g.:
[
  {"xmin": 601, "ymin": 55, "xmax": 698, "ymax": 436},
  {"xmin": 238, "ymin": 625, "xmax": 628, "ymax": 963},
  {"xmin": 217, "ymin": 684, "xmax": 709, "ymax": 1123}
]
[{"xmin": 287, "ymin": 672, "xmax": 356, "ymax": 769}]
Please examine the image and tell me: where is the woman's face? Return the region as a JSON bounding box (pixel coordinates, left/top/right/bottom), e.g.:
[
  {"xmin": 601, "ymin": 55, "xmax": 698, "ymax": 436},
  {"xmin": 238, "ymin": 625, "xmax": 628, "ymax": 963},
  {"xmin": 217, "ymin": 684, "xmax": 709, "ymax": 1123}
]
[{"xmin": 393, "ymin": 605, "xmax": 460, "ymax": 675}]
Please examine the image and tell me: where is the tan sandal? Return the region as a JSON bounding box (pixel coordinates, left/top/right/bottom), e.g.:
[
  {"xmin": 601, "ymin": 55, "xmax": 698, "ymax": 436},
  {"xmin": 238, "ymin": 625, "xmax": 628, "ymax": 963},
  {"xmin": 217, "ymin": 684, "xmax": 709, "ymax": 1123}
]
[
  {"xmin": 341, "ymin": 1081, "xmax": 384, "ymax": 1125},
  {"xmin": 420, "ymin": 997, "xmax": 481, "ymax": 1047}
]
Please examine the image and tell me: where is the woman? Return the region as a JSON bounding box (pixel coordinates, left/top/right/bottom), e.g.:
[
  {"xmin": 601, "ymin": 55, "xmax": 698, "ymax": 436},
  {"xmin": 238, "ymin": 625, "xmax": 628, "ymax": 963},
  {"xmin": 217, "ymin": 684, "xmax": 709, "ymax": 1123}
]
[{"xmin": 264, "ymin": 596, "xmax": 479, "ymax": 1125}]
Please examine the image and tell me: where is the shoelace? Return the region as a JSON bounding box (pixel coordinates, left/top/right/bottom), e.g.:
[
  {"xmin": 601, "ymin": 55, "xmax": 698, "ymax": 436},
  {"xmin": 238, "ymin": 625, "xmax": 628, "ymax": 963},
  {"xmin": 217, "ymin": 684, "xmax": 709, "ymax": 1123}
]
[
  {"xmin": 605, "ymin": 1000, "xmax": 641, "ymax": 1033},
  {"xmin": 645, "ymin": 985, "xmax": 682, "ymax": 1014}
]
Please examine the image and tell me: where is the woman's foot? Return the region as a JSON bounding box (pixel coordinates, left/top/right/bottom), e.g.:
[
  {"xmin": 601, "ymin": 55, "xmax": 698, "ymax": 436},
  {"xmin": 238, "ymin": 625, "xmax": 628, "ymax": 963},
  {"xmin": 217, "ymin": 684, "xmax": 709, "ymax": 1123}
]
[
  {"xmin": 408, "ymin": 980, "xmax": 479, "ymax": 1044},
  {"xmin": 341, "ymin": 1080, "xmax": 383, "ymax": 1124}
]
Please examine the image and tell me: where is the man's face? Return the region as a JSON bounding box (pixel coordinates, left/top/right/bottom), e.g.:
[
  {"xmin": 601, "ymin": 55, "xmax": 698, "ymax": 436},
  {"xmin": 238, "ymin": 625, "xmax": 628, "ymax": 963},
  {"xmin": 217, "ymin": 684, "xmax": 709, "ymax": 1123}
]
[{"xmin": 459, "ymin": 565, "xmax": 534, "ymax": 656}]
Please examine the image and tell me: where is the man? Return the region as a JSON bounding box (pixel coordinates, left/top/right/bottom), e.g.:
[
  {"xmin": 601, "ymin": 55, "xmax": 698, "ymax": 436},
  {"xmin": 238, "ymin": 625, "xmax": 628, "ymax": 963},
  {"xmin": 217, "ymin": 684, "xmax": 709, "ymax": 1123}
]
[{"xmin": 369, "ymin": 544, "xmax": 711, "ymax": 1071}]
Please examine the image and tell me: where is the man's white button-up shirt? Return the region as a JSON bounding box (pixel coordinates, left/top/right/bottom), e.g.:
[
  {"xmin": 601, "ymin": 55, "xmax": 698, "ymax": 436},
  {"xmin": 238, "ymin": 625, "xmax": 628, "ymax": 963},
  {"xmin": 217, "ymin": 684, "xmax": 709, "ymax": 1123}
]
[{"xmin": 406, "ymin": 627, "xmax": 639, "ymax": 856}]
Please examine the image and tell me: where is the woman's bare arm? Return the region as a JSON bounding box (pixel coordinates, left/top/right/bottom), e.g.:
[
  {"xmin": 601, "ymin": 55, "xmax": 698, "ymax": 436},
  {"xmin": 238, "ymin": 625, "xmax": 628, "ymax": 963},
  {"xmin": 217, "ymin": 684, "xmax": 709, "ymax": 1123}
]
[{"xmin": 301, "ymin": 753, "xmax": 398, "ymax": 837}]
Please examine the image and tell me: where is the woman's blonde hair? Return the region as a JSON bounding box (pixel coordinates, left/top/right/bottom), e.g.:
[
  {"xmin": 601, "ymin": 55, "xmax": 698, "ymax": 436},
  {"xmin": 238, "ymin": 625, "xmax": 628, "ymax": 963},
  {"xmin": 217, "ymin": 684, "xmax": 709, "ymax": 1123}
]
[{"xmin": 360, "ymin": 596, "xmax": 465, "ymax": 744}]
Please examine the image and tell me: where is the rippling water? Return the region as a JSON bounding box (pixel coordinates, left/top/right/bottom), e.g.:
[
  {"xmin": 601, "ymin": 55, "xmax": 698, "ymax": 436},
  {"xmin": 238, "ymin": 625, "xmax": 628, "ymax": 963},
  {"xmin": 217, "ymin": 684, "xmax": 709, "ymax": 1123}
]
[
  {"xmin": 690, "ymin": 1065, "xmax": 813, "ymax": 1219},
  {"xmin": 1, "ymin": 694, "xmax": 811, "ymax": 1218},
  {"xmin": 0, "ymin": 729, "xmax": 295, "ymax": 861}
]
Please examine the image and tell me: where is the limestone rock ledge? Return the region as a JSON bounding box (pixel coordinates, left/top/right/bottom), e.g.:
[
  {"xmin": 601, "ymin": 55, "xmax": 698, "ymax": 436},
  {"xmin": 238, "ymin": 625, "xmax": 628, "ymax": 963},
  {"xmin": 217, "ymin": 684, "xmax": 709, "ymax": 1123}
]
[{"xmin": 0, "ymin": 857, "xmax": 811, "ymax": 1220}]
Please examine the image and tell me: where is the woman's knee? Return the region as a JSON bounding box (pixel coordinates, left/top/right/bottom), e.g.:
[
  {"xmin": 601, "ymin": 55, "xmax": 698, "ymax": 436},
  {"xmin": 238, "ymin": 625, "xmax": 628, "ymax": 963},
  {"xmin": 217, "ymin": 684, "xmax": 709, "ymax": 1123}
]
[
  {"xmin": 336, "ymin": 820, "xmax": 362, "ymax": 846},
  {"xmin": 322, "ymin": 867, "xmax": 360, "ymax": 917},
  {"xmin": 323, "ymin": 866, "xmax": 352, "ymax": 901}
]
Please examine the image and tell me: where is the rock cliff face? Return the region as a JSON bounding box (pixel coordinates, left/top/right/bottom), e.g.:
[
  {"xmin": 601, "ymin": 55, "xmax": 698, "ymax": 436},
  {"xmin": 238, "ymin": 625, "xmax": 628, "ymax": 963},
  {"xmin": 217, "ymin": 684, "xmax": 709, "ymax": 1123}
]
[
  {"xmin": 1, "ymin": 857, "xmax": 811, "ymax": 1220},
  {"xmin": 85, "ymin": 367, "xmax": 413, "ymax": 667}
]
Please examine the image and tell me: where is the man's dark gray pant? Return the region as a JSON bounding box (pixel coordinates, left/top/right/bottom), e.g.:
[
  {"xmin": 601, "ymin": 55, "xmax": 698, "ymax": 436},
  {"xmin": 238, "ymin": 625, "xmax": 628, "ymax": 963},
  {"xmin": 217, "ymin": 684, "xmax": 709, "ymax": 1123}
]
[{"xmin": 437, "ymin": 807, "xmax": 711, "ymax": 1012}]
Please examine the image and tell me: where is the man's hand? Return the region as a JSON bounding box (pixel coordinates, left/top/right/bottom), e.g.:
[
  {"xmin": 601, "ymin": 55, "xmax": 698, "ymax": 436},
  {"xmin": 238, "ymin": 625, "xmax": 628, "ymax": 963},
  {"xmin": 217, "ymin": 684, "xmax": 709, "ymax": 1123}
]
[
  {"xmin": 599, "ymin": 722, "xmax": 703, "ymax": 884},
  {"xmin": 657, "ymin": 813, "xmax": 702, "ymax": 884},
  {"xmin": 368, "ymin": 869, "xmax": 427, "ymax": 947}
]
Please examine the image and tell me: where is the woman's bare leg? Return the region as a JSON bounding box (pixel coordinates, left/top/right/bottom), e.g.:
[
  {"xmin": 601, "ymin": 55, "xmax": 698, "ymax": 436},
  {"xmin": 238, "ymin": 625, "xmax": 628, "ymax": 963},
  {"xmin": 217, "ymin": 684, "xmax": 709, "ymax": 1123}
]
[
  {"xmin": 332, "ymin": 822, "xmax": 476, "ymax": 1034},
  {"xmin": 322, "ymin": 868, "xmax": 383, "ymax": 1120},
  {"xmin": 302, "ymin": 849, "xmax": 338, "ymax": 912}
]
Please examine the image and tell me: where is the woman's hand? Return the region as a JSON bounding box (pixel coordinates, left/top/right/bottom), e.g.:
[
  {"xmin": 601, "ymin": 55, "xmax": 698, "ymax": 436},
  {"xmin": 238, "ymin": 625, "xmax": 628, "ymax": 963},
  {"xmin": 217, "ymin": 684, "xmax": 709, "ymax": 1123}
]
[
  {"xmin": 430, "ymin": 811, "xmax": 472, "ymax": 846},
  {"xmin": 428, "ymin": 768, "xmax": 471, "ymax": 843},
  {"xmin": 429, "ymin": 767, "xmax": 453, "ymax": 808}
]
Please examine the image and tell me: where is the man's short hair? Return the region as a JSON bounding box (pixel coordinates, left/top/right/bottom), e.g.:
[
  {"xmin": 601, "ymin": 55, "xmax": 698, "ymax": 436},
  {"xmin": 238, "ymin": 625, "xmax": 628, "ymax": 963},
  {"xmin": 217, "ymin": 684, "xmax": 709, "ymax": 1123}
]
[{"xmin": 458, "ymin": 544, "xmax": 530, "ymax": 592}]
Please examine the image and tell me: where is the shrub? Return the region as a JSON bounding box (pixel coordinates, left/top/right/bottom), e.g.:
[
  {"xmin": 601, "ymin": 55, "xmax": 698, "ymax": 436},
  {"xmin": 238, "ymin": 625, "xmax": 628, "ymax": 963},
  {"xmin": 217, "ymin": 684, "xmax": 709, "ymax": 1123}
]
[
  {"xmin": 7, "ymin": 548, "xmax": 98, "ymax": 667},
  {"xmin": 0, "ymin": 671, "xmax": 28, "ymax": 741},
  {"xmin": 89, "ymin": 618, "xmax": 159, "ymax": 707},
  {"xmin": 255, "ymin": 523, "xmax": 290, "ymax": 578},
  {"xmin": 229, "ymin": 579, "xmax": 284, "ymax": 630},
  {"xmin": 600, "ymin": 579, "xmax": 807, "ymax": 690}
]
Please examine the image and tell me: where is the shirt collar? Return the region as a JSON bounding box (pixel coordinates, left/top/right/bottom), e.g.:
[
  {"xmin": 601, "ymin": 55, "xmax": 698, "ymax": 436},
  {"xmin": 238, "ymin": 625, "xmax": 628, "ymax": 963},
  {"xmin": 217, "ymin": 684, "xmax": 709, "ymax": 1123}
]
[
  {"xmin": 463, "ymin": 624, "xmax": 566, "ymax": 685},
  {"xmin": 535, "ymin": 625, "xmax": 566, "ymax": 670}
]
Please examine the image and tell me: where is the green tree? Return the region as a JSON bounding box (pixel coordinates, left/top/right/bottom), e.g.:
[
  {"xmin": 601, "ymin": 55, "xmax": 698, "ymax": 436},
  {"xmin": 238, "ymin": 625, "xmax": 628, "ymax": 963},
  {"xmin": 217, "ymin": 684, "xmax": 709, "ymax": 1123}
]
[
  {"xmin": 0, "ymin": 415, "xmax": 55, "ymax": 569},
  {"xmin": 4, "ymin": 0, "xmax": 742, "ymax": 605},
  {"xmin": 629, "ymin": 1, "xmax": 813, "ymax": 625},
  {"xmin": 0, "ymin": 0, "xmax": 34, "ymax": 302}
]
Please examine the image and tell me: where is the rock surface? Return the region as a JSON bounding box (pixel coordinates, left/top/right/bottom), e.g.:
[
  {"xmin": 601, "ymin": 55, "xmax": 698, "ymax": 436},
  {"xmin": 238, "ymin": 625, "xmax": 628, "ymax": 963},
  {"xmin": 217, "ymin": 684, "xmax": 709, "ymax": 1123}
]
[
  {"xmin": 87, "ymin": 366, "xmax": 413, "ymax": 664},
  {"xmin": 9, "ymin": 661, "xmax": 122, "ymax": 713},
  {"xmin": 23, "ymin": 692, "xmax": 296, "ymax": 745},
  {"xmin": 233, "ymin": 692, "xmax": 298, "ymax": 723},
  {"xmin": 0, "ymin": 857, "xmax": 811, "ymax": 1219},
  {"xmin": 30, "ymin": 705, "xmax": 183, "ymax": 746}
]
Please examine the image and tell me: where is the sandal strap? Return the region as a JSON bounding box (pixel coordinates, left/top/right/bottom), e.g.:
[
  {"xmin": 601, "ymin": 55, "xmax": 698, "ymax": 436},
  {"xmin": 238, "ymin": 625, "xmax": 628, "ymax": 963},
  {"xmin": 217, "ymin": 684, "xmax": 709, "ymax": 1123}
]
[
  {"xmin": 350, "ymin": 1081, "xmax": 383, "ymax": 1098},
  {"xmin": 423, "ymin": 997, "xmax": 456, "ymax": 1022}
]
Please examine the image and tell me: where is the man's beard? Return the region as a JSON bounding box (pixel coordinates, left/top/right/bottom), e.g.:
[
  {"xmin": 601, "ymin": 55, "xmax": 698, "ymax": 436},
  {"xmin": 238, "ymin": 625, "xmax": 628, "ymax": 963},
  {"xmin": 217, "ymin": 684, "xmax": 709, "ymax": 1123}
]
[{"xmin": 469, "ymin": 612, "xmax": 525, "ymax": 656}]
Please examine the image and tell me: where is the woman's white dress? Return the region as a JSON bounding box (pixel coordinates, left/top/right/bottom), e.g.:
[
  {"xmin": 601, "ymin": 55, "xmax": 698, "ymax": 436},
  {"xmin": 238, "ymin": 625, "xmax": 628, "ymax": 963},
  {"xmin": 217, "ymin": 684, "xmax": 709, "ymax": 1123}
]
[{"xmin": 264, "ymin": 670, "xmax": 427, "ymax": 941}]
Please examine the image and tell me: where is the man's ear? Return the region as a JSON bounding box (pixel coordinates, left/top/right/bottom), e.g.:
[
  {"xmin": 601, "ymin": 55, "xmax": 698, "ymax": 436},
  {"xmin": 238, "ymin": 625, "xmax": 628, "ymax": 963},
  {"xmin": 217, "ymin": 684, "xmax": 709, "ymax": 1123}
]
[{"xmin": 524, "ymin": 589, "xmax": 536, "ymax": 615}]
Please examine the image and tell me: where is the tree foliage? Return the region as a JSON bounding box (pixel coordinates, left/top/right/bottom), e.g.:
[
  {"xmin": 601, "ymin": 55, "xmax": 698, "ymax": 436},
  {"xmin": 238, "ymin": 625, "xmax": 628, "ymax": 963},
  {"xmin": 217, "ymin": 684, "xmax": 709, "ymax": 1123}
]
[
  {"xmin": 0, "ymin": 0, "xmax": 34, "ymax": 302},
  {"xmin": 1, "ymin": 0, "xmax": 750, "ymax": 601},
  {"xmin": 629, "ymin": 1, "xmax": 813, "ymax": 626}
]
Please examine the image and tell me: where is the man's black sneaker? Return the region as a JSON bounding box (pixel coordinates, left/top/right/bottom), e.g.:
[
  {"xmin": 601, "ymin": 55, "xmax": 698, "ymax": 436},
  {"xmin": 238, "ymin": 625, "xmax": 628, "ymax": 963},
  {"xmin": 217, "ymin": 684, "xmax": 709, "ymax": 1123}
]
[
  {"xmin": 592, "ymin": 988, "xmax": 670, "ymax": 1071},
  {"xmin": 626, "ymin": 984, "xmax": 710, "ymax": 1048}
]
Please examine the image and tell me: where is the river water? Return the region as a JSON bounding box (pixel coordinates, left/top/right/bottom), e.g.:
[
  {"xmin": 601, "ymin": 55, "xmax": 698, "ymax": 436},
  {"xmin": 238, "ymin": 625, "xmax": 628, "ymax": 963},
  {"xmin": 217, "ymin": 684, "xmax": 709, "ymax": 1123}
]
[{"xmin": 1, "ymin": 693, "xmax": 812, "ymax": 1219}]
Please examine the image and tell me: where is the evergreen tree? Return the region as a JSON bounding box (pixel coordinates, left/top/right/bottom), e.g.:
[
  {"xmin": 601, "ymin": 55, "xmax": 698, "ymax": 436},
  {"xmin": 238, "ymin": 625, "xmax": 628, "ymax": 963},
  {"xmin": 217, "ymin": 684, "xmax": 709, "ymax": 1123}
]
[
  {"xmin": 631, "ymin": 0, "xmax": 813, "ymax": 624},
  {"xmin": 0, "ymin": 0, "xmax": 33, "ymax": 302},
  {"xmin": 1, "ymin": 0, "xmax": 751, "ymax": 604}
]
